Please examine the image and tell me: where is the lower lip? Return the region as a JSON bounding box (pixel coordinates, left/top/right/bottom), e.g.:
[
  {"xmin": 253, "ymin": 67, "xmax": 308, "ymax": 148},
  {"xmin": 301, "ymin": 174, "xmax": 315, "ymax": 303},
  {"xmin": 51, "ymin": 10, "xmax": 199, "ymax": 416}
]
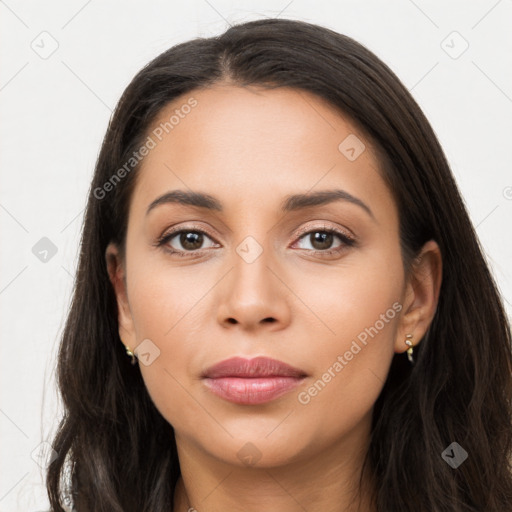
[{"xmin": 203, "ymin": 376, "xmax": 304, "ymax": 405}]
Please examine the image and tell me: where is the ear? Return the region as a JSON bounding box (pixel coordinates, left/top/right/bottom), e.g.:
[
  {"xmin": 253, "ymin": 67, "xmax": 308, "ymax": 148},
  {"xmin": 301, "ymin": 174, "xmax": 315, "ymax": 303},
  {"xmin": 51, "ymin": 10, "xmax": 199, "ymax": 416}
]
[
  {"xmin": 395, "ymin": 239, "xmax": 443, "ymax": 354},
  {"xmin": 105, "ymin": 242, "xmax": 137, "ymax": 350}
]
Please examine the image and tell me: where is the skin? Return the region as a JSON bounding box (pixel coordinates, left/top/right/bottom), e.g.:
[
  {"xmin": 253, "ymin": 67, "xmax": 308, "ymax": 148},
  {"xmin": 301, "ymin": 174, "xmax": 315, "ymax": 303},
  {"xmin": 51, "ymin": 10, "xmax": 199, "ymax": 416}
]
[{"xmin": 106, "ymin": 84, "xmax": 442, "ymax": 512}]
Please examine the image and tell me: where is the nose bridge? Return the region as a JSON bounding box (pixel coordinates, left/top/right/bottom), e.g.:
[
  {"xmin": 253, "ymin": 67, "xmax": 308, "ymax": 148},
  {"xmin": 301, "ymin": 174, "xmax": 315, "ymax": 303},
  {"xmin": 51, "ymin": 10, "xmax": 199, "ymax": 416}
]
[
  {"xmin": 216, "ymin": 232, "xmax": 290, "ymax": 329},
  {"xmin": 231, "ymin": 234, "xmax": 276, "ymax": 306}
]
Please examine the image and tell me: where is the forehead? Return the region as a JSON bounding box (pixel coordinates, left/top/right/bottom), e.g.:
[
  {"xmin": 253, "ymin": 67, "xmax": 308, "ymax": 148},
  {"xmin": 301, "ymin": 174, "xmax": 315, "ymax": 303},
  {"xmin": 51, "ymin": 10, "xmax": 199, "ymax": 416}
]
[{"xmin": 129, "ymin": 84, "xmax": 395, "ymax": 222}]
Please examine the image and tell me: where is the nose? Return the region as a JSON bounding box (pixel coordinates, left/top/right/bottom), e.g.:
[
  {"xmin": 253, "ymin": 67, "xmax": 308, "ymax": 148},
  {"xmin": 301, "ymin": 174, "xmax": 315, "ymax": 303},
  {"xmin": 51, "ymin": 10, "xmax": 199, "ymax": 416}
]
[{"xmin": 216, "ymin": 246, "xmax": 292, "ymax": 332}]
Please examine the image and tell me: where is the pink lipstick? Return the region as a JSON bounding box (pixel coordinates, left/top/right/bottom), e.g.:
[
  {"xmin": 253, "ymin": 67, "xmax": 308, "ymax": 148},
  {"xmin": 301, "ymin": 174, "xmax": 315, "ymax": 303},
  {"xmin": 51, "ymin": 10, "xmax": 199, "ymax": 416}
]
[{"xmin": 201, "ymin": 356, "xmax": 307, "ymax": 405}]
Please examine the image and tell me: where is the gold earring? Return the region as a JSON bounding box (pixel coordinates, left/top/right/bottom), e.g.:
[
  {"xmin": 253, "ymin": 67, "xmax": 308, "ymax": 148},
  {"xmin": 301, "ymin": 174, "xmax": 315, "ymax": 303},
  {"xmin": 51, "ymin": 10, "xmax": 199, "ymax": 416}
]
[
  {"xmin": 404, "ymin": 334, "xmax": 414, "ymax": 365},
  {"xmin": 125, "ymin": 345, "xmax": 137, "ymax": 365}
]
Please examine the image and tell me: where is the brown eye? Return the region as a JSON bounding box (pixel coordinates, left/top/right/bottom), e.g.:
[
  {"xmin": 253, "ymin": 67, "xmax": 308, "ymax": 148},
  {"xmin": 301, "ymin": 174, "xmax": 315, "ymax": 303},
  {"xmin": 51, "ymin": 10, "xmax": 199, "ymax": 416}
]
[
  {"xmin": 295, "ymin": 229, "xmax": 349, "ymax": 252},
  {"xmin": 179, "ymin": 231, "xmax": 204, "ymax": 251},
  {"xmin": 158, "ymin": 229, "xmax": 218, "ymax": 254},
  {"xmin": 308, "ymin": 231, "xmax": 335, "ymax": 251}
]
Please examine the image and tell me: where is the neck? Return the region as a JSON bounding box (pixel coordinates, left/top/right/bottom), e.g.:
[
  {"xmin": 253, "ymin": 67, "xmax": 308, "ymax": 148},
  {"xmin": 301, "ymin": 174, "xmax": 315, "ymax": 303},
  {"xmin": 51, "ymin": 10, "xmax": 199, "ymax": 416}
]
[{"xmin": 172, "ymin": 420, "xmax": 376, "ymax": 512}]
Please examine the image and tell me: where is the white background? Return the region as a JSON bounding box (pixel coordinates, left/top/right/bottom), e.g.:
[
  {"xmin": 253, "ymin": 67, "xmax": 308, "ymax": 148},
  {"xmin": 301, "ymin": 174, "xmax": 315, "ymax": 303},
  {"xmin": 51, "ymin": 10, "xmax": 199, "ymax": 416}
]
[{"xmin": 1, "ymin": 1, "xmax": 511, "ymax": 510}]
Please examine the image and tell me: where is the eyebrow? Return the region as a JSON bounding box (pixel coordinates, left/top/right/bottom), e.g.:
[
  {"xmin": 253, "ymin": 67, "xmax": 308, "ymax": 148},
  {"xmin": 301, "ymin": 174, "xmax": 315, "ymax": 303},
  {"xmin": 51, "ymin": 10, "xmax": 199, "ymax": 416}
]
[{"xmin": 146, "ymin": 189, "xmax": 375, "ymax": 219}]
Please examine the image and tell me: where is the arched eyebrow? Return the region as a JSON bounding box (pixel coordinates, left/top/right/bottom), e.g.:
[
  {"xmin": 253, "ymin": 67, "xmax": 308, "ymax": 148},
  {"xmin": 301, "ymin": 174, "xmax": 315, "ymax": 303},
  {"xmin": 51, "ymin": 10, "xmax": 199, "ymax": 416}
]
[
  {"xmin": 281, "ymin": 189, "xmax": 374, "ymax": 219},
  {"xmin": 146, "ymin": 190, "xmax": 222, "ymax": 214},
  {"xmin": 146, "ymin": 189, "xmax": 375, "ymax": 220}
]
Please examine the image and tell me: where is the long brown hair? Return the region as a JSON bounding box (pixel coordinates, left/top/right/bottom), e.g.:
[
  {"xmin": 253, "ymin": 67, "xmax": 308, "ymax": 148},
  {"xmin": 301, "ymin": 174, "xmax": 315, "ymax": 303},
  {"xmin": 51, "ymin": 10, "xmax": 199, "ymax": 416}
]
[{"xmin": 46, "ymin": 18, "xmax": 512, "ymax": 511}]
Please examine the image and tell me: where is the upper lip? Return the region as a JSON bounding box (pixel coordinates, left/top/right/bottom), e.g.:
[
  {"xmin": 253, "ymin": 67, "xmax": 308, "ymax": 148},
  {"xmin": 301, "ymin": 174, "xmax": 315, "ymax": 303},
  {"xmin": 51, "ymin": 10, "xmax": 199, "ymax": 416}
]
[{"xmin": 202, "ymin": 356, "xmax": 307, "ymax": 379}]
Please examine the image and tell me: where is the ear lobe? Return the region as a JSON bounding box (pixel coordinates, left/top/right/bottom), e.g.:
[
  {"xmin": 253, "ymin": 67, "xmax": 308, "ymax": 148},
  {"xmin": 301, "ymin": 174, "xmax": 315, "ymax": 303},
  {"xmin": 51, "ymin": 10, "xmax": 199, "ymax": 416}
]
[
  {"xmin": 105, "ymin": 242, "xmax": 137, "ymax": 348},
  {"xmin": 395, "ymin": 240, "xmax": 443, "ymax": 353}
]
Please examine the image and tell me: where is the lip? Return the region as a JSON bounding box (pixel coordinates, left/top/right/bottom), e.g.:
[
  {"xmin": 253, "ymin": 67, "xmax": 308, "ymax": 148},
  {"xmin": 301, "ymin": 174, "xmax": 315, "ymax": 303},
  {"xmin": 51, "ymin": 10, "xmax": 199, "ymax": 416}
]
[{"xmin": 202, "ymin": 356, "xmax": 307, "ymax": 405}]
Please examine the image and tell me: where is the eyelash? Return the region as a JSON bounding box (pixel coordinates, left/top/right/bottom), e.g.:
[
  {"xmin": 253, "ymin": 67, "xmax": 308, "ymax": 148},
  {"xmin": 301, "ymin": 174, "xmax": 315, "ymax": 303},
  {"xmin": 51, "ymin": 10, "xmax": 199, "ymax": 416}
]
[{"xmin": 154, "ymin": 224, "xmax": 356, "ymax": 258}]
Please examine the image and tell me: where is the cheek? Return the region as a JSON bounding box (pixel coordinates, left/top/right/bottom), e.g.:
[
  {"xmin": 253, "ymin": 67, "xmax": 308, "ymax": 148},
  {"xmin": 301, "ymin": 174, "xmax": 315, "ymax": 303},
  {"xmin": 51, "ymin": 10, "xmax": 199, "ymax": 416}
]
[
  {"xmin": 292, "ymin": 250, "xmax": 403, "ymax": 420},
  {"xmin": 291, "ymin": 243, "xmax": 403, "ymax": 348},
  {"xmin": 124, "ymin": 255, "xmax": 222, "ymax": 432},
  {"xmin": 126, "ymin": 255, "xmax": 209, "ymax": 340},
  {"xmin": 133, "ymin": 315, "xmax": 200, "ymax": 436}
]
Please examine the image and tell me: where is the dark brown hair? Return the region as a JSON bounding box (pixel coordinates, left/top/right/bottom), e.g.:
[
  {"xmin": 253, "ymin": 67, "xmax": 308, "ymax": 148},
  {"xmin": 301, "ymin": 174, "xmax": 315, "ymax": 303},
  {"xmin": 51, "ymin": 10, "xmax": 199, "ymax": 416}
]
[{"xmin": 46, "ymin": 18, "xmax": 512, "ymax": 511}]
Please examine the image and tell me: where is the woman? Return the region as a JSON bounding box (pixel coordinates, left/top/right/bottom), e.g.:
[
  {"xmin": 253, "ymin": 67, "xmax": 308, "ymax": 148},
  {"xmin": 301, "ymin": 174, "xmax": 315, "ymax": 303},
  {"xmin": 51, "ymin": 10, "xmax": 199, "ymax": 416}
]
[{"xmin": 46, "ymin": 18, "xmax": 512, "ymax": 512}]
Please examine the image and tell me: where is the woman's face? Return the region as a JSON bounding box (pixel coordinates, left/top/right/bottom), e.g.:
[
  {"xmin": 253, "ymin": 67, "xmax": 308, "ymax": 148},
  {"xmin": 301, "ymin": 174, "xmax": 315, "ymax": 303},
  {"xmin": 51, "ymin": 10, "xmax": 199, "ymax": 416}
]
[{"xmin": 108, "ymin": 84, "xmax": 413, "ymax": 468}]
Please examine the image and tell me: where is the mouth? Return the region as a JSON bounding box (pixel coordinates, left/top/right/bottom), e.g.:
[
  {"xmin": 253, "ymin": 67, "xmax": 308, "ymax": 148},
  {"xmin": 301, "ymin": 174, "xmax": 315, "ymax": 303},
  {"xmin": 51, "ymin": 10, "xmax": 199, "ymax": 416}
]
[{"xmin": 201, "ymin": 356, "xmax": 308, "ymax": 405}]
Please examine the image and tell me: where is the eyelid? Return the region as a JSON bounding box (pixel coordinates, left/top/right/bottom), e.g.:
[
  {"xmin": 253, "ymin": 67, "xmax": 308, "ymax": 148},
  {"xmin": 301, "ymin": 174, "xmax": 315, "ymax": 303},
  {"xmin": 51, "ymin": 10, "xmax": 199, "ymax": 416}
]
[
  {"xmin": 292, "ymin": 222, "xmax": 355, "ymax": 243},
  {"xmin": 167, "ymin": 222, "xmax": 217, "ymax": 240}
]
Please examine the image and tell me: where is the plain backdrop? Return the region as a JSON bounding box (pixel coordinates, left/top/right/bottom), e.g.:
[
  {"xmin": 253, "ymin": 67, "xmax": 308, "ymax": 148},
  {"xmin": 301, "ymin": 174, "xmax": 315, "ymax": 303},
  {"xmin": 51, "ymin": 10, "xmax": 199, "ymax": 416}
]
[{"xmin": 1, "ymin": 1, "xmax": 511, "ymax": 510}]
